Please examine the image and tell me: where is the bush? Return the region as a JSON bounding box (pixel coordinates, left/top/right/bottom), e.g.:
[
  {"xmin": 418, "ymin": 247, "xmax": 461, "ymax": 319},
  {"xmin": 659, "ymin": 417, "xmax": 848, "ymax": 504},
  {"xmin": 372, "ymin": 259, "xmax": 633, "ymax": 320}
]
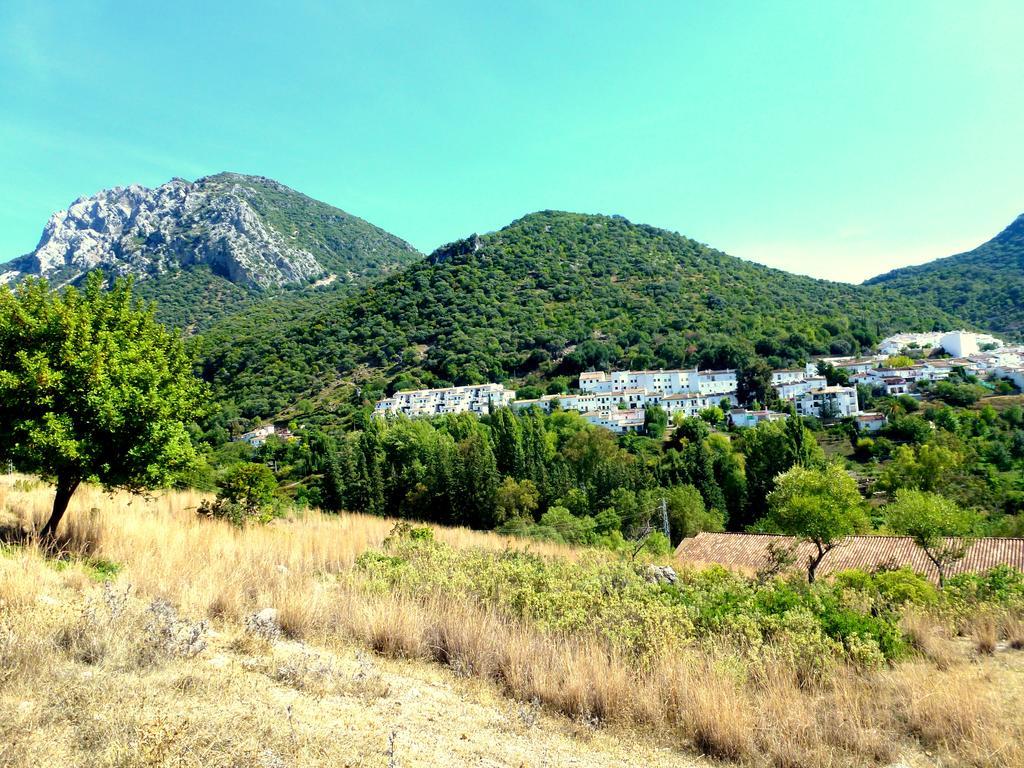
[
  {"xmin": 198, "ymin": 462, "xmax": 282, "ymax": 526},
  {"xmin": 354, "ymin": 538, "xmax": 937, "ymax": 667}
]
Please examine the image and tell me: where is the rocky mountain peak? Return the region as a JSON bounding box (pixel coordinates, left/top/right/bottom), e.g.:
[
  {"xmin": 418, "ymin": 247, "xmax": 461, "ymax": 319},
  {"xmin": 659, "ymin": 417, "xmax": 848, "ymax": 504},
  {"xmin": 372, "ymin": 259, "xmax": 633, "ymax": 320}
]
[
  {"xmin": 3, "ymin": 175, "xmax": 323, "ymax": 288},
  {"xmin": 2, "ymin": 173, "xmax": 421, "ymax": 291}
]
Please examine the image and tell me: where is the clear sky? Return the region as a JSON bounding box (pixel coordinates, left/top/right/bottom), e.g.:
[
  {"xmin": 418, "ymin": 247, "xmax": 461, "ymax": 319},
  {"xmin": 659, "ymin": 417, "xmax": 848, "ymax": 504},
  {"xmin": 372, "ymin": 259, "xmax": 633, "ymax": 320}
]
[{"xmin": 1, "ymin": 1, "xmax": 1022, "ymax": 283}]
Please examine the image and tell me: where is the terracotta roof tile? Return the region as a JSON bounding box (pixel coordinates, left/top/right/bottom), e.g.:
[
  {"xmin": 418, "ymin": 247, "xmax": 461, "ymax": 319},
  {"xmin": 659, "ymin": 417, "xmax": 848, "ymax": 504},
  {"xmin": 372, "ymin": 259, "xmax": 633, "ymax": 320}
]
[{"xmin": 675, "ymin": 532, "xmax": 1024, "ymax": 583}]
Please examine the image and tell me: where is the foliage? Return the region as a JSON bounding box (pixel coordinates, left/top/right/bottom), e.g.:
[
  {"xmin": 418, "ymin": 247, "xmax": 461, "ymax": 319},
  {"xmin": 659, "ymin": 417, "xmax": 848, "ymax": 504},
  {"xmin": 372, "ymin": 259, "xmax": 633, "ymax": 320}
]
[
  {"xmin": 933, "ymin": 381, "xmax": 985, "ymax": 407},
  {"xmin": 198, "ymin": 462, "xmax": 282, "ymax": 526},
  {"xmin": 0, "ymin": 274, "xmax": 209, "ymax": 536},
  {"xmin": 884, "ymin": 489, "xmax": 983, "ymax": 586},
  {"xmin": 866, "ymin": 213, "xmax": 1024, "ymax": 340},
  {"xmin": 761, "ymin": 463, "xmax": 869, "ymax": 582},
  {"xmin": 643, "ymin": 404, "xmax": 668, "ymax": 439},
  {"xmin": 884, "ymin": 355, "xmax": 916, "ymax": 369},
  {"xmin": 735, "ymin": 418, "xmax": 823, "ymax": 528},
  {"xmin": 196, "ymin": 211, "xmax": 956, "ymax": 419},
  {"xmin": 353, "ymin": 536, "xmax": 960, "ymax": 667},
  {"xmin": 737, "ymin": 359, "xmax": 779, "ymax": 408}
]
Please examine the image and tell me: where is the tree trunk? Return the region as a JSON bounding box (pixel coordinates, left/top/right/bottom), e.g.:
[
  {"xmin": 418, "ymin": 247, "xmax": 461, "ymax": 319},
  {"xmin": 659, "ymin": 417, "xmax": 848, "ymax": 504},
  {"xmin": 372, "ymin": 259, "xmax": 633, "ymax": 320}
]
[
  {"xmin": 808, "ymin": 543, "xmax": 826, "ymax": 584},
  {"xmin": 39, "ymin": 474, "xmax": 81, "ymax": 542}
]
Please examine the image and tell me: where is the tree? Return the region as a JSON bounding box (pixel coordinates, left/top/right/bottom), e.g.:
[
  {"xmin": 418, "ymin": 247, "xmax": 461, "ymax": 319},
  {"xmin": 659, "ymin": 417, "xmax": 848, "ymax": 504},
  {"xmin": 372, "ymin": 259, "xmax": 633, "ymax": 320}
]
[
  {"xmin": 884, "ymin": 355, "xmax": 915, "ymax": 369},
  {"xmin": 0, "ymin": 275, "xmax": 208, "ymax": 540},
  {"xmin": 816, "ymin": 361, "xmax": 850, "ymax": 387},
  {"xmin": 699, "ymin": 406, "xmax": 725, "ymax": 425},
  {"xmin": 643, "ymin": 404, "xmax": 668, "ymax": 439},
  {"xmin": 494, "ymin": 476, "xmax": 540, "ymax": 524},
  {"xmin": 663, "ymin": 484, "xmax": 724, "ymax": 544},
  {"xmin": 201, "ymin": 462, "xmax": 280, "ymax": 525},
  {"xmin": 884, "ymin": 489, "xmax": 982, "ymax": 587},
  {"xmin": 489, "ymin": 408, "xmax": 524, "ymax": 476},
  {"xmin": 877, "ymin": 443, "xmax": 960, "ymax": 495},
  {"xmin": 738, "ymin": 418, "xmax": 823, "ymax": 528},
  {"xmin": 761, "ymin": 463, "xmax": 869, "ymax": 582},
  {"xmin": 539, "ymin": 505, "xmax": 596, "ymax": 545},
  {"xmin": 737, "ymin": 359, "xmax": 779, "ymax": 409}
]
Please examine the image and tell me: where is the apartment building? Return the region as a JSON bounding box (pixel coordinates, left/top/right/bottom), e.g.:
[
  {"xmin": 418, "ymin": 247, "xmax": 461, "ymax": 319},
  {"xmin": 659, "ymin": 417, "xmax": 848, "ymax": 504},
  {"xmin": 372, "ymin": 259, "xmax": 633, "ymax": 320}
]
[
  {"xmin": 375, "ymin": 383, "xmax": 516, "ymax": 417},
  {"xmin": 795, "ymin": 386, "xmax": 859, "ymax": 419}
]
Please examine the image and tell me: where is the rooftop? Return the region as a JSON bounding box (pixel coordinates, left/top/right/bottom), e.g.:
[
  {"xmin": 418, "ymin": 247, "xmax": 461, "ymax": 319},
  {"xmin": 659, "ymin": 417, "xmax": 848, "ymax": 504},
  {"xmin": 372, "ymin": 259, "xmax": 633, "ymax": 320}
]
[{"xmin": 675, "ymin": 532, "xmax": 1024, "ymax": 584}]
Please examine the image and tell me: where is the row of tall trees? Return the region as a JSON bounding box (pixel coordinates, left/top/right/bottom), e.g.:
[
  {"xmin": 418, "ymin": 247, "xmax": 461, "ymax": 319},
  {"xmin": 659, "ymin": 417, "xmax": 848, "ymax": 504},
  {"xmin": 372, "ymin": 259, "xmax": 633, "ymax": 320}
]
[{"xmin": 277, "ymin": 406, "xmax": 822, "ymax": 545}]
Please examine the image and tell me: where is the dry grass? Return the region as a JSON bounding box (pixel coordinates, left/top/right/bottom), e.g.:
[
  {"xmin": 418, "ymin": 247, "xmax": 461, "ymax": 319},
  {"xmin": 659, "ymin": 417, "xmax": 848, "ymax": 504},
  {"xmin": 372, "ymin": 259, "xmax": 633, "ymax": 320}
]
[
  {"xmin": 2, "ymin": 474, "xmax": 1024, "ymax": 768},
  {"xmin": 972, "ymin": 611, "xmax": 1000, "ymax": 655},
  {"xmin": 901, "ymin": 609, "xmax": 958, "ymax": 670}
]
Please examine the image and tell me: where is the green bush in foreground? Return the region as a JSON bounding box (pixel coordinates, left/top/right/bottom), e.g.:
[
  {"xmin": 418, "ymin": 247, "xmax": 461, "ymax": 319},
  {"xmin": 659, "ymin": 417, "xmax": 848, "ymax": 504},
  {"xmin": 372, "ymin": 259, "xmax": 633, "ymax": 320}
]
[
  {"xmin": 356, "ymin": 533, "xmax": 1024, "ymax": 676},
  {"xmin": 198, "ymin": 462, "xmax": 283, "ymax": 526}
]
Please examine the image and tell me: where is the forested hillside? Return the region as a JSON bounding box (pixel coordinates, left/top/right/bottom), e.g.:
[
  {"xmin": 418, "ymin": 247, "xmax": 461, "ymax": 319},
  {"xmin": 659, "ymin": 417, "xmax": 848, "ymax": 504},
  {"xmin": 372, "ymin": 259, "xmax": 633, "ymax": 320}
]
[
  {"xmin": 197, "ymin": 211, "xmax": 957, "ymax": 418},
  {"xmin": 866, "ymin": 213, "xmax": 1024, "ymax": 339}
]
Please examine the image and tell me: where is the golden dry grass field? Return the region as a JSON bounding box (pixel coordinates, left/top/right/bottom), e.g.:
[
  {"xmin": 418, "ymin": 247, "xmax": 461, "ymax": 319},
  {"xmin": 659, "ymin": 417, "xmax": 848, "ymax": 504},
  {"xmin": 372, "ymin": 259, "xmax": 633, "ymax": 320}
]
[{"xmin": 1, "ymin": 475, "xmax": 1022, "ymax": 768}]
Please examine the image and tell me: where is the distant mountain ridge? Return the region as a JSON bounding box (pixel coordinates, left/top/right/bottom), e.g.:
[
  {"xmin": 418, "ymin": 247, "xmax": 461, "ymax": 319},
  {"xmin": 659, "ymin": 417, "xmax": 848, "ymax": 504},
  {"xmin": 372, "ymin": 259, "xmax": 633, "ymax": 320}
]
[
  {"xmin": 866, "ymin": 213, "xmax": 1024, "ymax": 339},
  {"xmin": 0, "ymin": 172, "xmax": 422, "ymax": 329}
]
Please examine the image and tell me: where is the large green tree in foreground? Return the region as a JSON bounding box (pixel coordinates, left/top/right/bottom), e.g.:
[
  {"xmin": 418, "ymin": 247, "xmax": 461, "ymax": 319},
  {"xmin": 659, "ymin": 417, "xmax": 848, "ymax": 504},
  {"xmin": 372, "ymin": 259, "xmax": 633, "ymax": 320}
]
[
  {"xmin": 762, "ymin": 463, "xmax": 869, "ymax": 582},
  {"xmin": 0, "ymin": 274, "xmax": 209, "ymax": 539},
  {"xmin": 885, "ymin": 489, "xmax": 982, "ymax": 587}
]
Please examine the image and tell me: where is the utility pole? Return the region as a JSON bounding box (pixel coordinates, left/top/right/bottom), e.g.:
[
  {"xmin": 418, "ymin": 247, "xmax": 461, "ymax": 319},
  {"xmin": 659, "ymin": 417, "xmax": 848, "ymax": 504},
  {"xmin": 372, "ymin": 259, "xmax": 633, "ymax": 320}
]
[{"xmin": 660, "ymin": 497, "xmax": 670, "ymax": 540}]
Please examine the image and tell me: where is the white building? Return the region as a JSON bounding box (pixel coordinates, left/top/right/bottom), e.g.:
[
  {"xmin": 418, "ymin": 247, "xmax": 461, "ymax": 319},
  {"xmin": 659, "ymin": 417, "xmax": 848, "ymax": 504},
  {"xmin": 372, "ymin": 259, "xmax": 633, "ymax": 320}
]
[
  {"xmin": 582, "ymin": 408, "xmax": 646, "ymax": 434},
  {"xmin": 795, "ymin": 386, "xmax": 859, "ymax": 419},
  {"xmin": 696, "ymin": 369, "xmax": 738, "ymax": 395},
  {"xmin": 854, "ymin": 412, "xmax": 888, "ymax": 433},
  {"xmin": 236, "ymin": 424, "xmax": 277, "ymax": 447},
  {"xmin": 578, "ymin": 369, "xmax": 692, "ymax": 395},
  {"xmin": 877, "ymin": 377, "xmax": 910, "ymax": 396},
  {"xmin": 776, "ymin": 376, "xmax": 828, "ymax": 401},
  {"xmin": 662, "ymin": 392, "xmax": 738, "ymax": 418},
  {"xmin": 878, "ymin": 330, "xmax": 1003, "ymax": 357},
  {"xmin": 729, "ymin": 409, "xmax": 789, "ymax": 429},
  {"xmin": 834, "ymin": 357, "xmax": 880, "ymax": 375},
  {"xmin": 878, "ymin": 332, "xmax": 947, "ymax": 355},
  {"xmin": 939, "ymin": 331, "xmax": 1003, "ymax": 358},
  {"xmin": 994, "ymin": 366, "xmax": 1024, "ymax": 391},
  {"xmin": 771, "ymin": 369, "xmax": 808, "ymax": 386},
  {"xmin": 577, "ymin": 368, "xmax": 737, "ymax": 398},
  {"xmin": 375, "ymin": 383, "xmax": 515, "ymax": 418}
]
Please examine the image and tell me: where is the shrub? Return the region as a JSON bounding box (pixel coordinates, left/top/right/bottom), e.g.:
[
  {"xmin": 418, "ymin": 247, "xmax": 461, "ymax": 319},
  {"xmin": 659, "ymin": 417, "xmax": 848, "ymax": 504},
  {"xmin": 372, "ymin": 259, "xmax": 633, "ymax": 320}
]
[
  {"xmin": 355, "ymin": 538, "xmax": 919, "ymax": 667},
  {"xmin": 198, "ymin": 463, "xmax": 282, "ymax": 526}
]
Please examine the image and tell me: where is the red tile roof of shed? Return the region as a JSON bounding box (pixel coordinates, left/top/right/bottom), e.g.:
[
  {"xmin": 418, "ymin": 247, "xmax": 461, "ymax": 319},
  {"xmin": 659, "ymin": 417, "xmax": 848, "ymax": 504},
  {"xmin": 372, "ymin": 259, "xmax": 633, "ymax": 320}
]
[{"xmin": 674, "ymin": 532, "xmax": 1024, "ymax": 583}]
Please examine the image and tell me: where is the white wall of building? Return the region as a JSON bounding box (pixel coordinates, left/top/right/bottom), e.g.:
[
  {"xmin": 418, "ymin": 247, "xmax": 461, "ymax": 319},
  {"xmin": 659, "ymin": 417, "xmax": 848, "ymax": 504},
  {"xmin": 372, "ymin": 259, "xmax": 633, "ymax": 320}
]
[
  {"xmin": 795, "ymin": 386, "xmax": 859, "ymax": 419},
  {"xmin": 376, "ymin": 383, "xmax": 516, "ymax": 417}
]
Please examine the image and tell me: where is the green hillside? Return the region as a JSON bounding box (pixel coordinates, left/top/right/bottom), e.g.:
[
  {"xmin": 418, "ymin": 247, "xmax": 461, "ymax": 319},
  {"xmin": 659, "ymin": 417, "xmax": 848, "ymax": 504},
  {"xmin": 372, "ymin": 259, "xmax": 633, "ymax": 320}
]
[
  {"xmin": 140, "ymin": 173, "xmax": 425, "ymax": 331},
  {"xmin": 197, "ymin": 211, "xmax": 957, "ymax": 419},
  {"xmin": 866, "ymin": 213, "xmax": 1024, "ymax": 339},
  {"xmin": 200, "ymin": 172, "xmax": 422, "ymax": 282}
]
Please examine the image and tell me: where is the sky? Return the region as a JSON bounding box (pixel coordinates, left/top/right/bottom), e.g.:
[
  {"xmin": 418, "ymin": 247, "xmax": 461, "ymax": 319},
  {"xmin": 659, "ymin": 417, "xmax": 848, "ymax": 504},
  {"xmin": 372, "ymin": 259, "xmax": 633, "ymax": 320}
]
[{"xmin": 1, "ymin": 1, "xmax": 1022, "ymax": 283}]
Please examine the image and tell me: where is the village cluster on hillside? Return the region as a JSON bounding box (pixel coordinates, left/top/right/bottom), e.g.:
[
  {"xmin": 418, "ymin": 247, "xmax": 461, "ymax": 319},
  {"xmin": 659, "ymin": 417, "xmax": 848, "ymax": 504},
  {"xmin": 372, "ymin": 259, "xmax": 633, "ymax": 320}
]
[{"xmin": 364, "ymin": 330, "xmax": 1024, "ymax": 435}]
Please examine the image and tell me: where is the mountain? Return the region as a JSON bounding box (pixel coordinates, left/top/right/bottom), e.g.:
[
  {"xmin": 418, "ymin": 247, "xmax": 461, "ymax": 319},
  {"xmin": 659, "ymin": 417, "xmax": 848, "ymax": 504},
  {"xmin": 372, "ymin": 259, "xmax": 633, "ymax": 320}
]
[
  {"xmin": 0, "ymin": 173, "xmax": 423, "ymax": 329},
  {"xmin": 196, "ymin": 210, "xmax": 958, "ymax": 419},
  {"xmin": 865, "ymin": 214, "xmax": 1024, "ymax": 339}
]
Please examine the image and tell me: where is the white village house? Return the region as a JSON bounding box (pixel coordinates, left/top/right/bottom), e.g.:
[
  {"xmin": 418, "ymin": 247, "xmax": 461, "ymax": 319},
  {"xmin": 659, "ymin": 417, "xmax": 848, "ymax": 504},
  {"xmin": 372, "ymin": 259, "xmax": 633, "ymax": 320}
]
[
  {"xmin": 878, "ymin": 330, "xmax": 1003, "ymax": 357},
  {"xmin": 375, "ymin": 383, "xmax": 516, "ymax": 417},
  {"xmin": 236, "ymin": 424, "xmax": 277, "ymax": 447},
  {"xmin": 729, "ymin": 408, "xmax": 789, "ymax": 429},
  {"xmin": 795, "ymin": 386, "xmax": 859, "ymax": 419}
]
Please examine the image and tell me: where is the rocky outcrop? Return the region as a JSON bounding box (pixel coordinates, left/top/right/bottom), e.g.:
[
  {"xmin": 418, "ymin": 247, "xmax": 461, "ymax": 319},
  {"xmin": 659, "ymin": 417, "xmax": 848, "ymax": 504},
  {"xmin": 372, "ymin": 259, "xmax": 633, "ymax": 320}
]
[
  {"xmin": 428, "ymin": 234, "xmax": 483, "ymax": 265},
  {"xmin": 6, "ymin": 175, "xmax": 337, "ymax": 288},
  {"xmin": 643, "ymin": 565, "xmax": 679, "ymax": 585}
]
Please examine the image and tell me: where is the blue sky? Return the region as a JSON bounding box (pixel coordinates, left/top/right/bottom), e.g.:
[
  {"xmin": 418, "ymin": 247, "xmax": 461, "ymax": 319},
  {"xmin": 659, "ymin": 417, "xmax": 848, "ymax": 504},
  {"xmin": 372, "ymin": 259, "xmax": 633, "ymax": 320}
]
[{"xmin": 1, "ymin": 0, "xmax": 1022, "ymax": 282}]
